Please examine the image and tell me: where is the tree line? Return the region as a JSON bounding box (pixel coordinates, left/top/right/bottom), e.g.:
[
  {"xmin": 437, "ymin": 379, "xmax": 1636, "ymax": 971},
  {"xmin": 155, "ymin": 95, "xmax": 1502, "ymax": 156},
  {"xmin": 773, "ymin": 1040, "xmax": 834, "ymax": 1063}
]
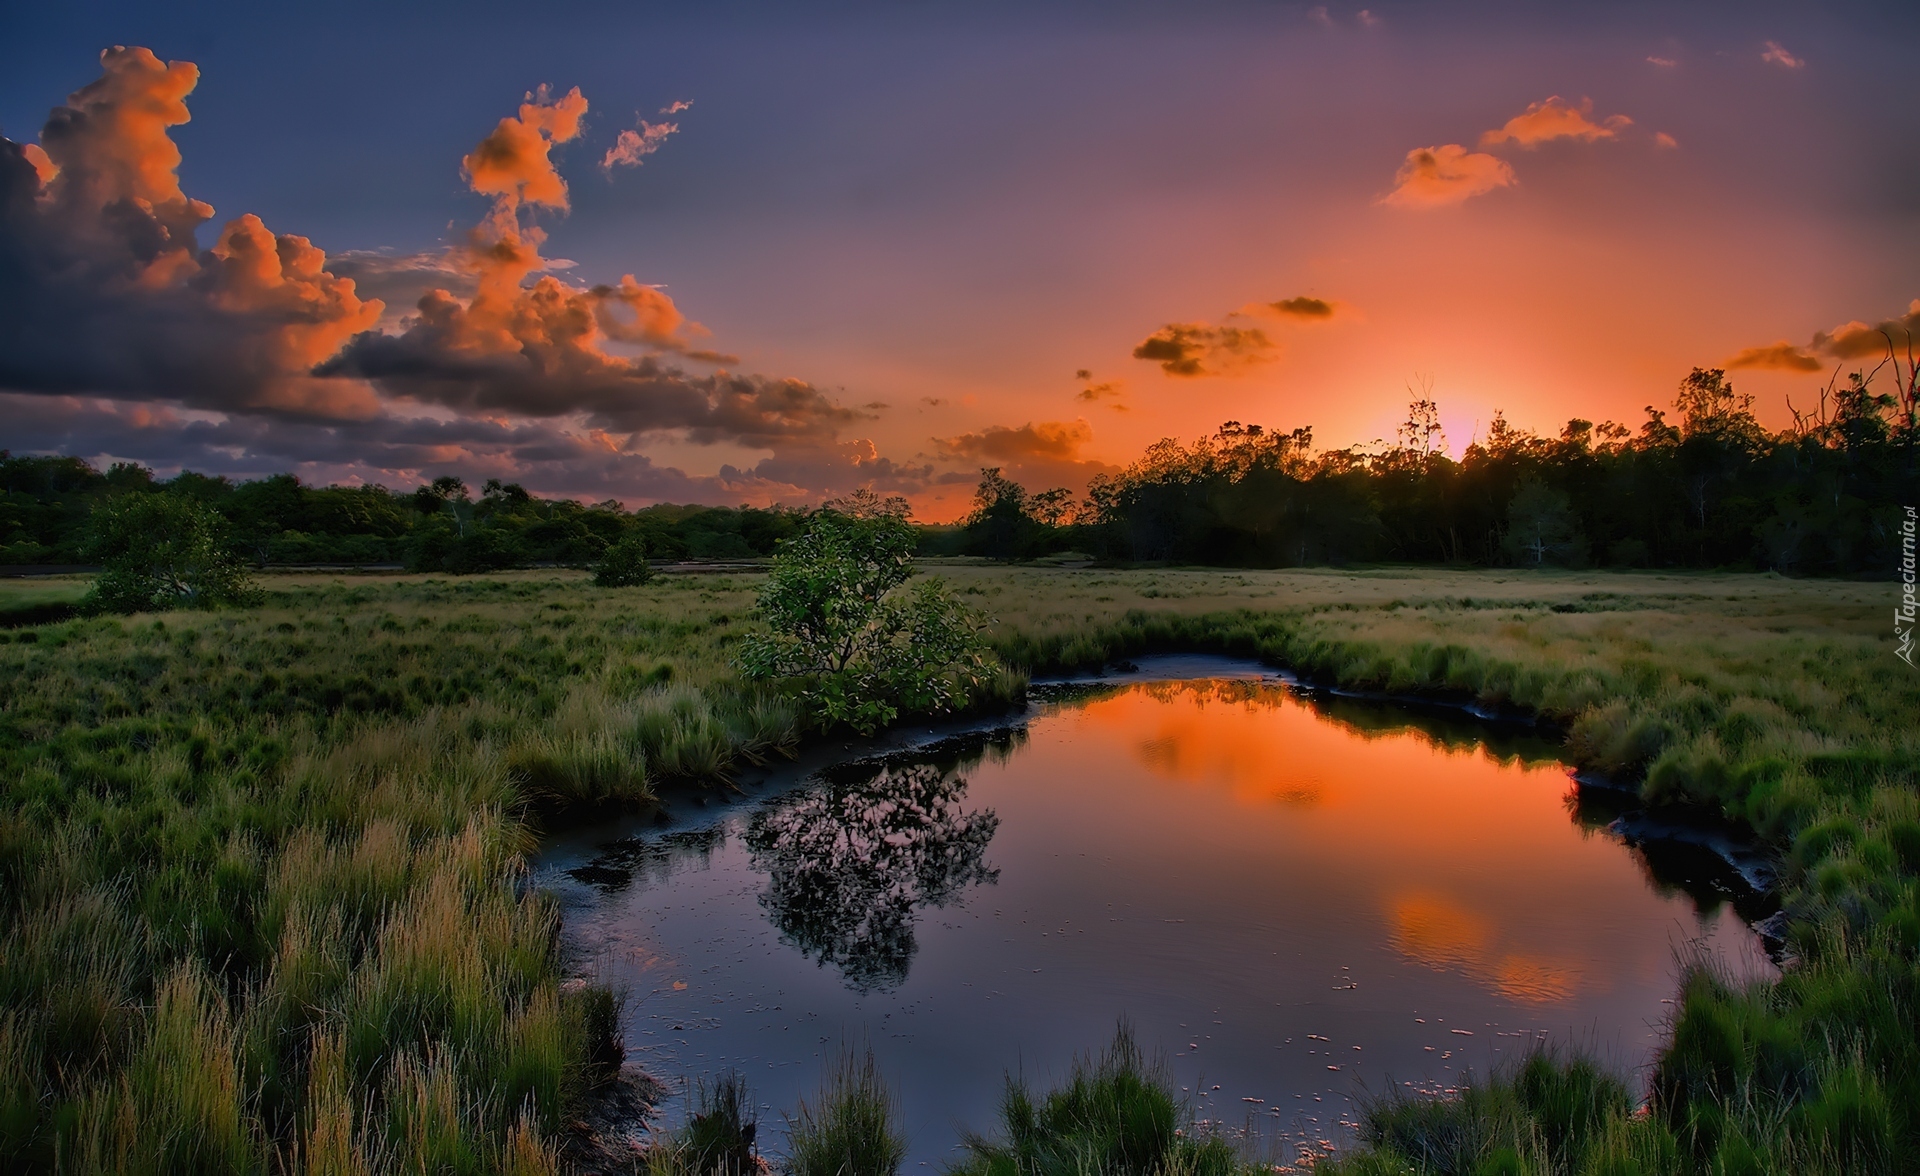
[
  {"xmin": 950, "ymin": 365, "xmax": 1919, "ymax": 574},
  {"xmin": 5, "ymin": 360, "xmax": 1916, "ymax": 579},
  {"xmin": 0, "ymin": 461, "xmax": 807, "ymax": 571}
]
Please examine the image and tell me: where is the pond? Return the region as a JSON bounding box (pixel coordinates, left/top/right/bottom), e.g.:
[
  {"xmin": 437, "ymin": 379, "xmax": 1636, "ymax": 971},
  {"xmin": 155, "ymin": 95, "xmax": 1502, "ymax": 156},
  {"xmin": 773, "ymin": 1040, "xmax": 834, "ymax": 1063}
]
[{"xmin": 538, "ymin": 657, "xmax": 1777, "ymax": 1167}]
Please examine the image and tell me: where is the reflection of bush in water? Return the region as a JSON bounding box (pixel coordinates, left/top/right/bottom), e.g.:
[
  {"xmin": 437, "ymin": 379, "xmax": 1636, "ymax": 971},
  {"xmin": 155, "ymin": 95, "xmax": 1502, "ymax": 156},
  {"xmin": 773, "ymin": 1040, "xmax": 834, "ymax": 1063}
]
[
  {"xmin": 746, "ymin": 763, "xmax": 999, "ymax": 990},
  {"xmin": 570, "ymin": 825, "xmax": 728, "ymax": 892}
]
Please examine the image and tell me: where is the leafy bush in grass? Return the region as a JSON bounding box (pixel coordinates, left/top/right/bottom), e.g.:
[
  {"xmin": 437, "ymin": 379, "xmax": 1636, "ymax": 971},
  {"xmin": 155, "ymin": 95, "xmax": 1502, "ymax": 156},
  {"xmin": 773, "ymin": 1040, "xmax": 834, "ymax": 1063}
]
[
  {"xmin": 737, "ymin": 503, "xmax": 994, "ymax": 733},
  {"xmin": 82, "ymin": 493, "xmax": 258, "ymax": 613},
  {"xmin": 593, "ymin": 533, "xmax": 656, "ymax": 587}
]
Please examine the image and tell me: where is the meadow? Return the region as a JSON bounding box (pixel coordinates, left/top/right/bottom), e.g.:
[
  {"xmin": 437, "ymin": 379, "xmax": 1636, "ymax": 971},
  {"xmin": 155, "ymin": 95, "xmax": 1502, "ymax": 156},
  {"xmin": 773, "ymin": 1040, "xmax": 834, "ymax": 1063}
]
[{"xmin": 0, "ymin": 563, "xmax": 1914, "ymax": 1173}]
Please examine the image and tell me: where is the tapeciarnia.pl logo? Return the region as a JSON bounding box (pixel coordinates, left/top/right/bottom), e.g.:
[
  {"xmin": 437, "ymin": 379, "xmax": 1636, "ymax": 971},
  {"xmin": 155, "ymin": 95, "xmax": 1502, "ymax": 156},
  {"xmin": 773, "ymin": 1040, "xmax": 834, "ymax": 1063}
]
[{"xmin": 1899, "ymin": 505, "xmax": 1917, "ymax": 668}]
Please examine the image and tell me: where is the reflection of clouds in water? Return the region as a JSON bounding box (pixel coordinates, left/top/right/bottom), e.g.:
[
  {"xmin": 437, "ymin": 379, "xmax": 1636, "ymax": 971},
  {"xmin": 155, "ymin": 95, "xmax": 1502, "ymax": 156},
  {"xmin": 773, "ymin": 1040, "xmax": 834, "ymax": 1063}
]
[
  {"xmin": 1071, "ymin": 678, "xmax": 1561, "ymax": 769},
  {"xmin": 1114, "ymin": 685, "xmax": 1326, "ymax": 807},
  {"xmin": 746, "ymin": 763, "xmax": 998, "ymax": 991},
  {"xmin": 1387, "ymin": 890, "xmax": 1576, "ymax": 1005}
]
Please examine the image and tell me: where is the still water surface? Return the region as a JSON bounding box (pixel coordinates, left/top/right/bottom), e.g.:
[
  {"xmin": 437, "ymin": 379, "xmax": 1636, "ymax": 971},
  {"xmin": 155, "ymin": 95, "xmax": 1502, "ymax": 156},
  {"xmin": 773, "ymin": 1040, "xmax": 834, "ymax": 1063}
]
[{"xmin": 540, "ymin": 659, "xmax": 1774, "ymax": 1165}]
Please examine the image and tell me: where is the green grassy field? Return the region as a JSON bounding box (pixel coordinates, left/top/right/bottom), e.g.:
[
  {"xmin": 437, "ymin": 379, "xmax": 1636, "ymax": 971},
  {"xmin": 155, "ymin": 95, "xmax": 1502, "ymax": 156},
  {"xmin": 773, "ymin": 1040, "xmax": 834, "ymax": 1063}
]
[{"xmin": 0, "ymin": 564, "xmax": 1913, "ymax": 1173}]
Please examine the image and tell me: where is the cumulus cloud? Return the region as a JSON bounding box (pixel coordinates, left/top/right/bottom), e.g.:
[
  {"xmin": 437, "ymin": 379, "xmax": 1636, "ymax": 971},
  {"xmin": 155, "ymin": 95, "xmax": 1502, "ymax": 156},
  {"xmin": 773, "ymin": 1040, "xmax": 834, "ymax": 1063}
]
[
  {"xmin": 1131, "ymin": 322, "xmax": 1276, "ymax": 377},
  {"xmin": 463, "ymin": 83, "xmax": 588, "ymax": 215},
  {"xmin": 1813, "ymin": 300, "xmax": 1920, "ymax": 359},
  {"xmin": 0, "ymin": 46, "xmax": 385, "ymax": 418},
  {"xmin": 320, "ymin": 85, "xmax": 872, "ymax": 448},
  {"xmin": 1726, "ymin": 342, "xmax": 1822, "ymax": 372},
  {"xmin": 1761, "ymin": 41, "xmax": 1804, "ymax": 69},
  {"xmin": 1379, "ymin": 144, "xmax": 1515, "ymax": 209},
  {"xmin": 1724, "ymin": 300, "xmax": 1920, "ymax": 376},
  {"xmin": 1480, "ymin": 96, "xmax": 1631, "ymax": 148},
  {"xmin": 0, "ymin": 49, "xmax": 920, "ymax": 508},
  {"xmin": 938, "ymin": 419, "xmax": 1093, "ymax": 463},
  {"xmin": 932, "ymin": 419, "xmax": 1121, "ymax": 491},
  {"xmin": 1654, "ymin": 132, "xmax": 1679, "ymax": 149}
]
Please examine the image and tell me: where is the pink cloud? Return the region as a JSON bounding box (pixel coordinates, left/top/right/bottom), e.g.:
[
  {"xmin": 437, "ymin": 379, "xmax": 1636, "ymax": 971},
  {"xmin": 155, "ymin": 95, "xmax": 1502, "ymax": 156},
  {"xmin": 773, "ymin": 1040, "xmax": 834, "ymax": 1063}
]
[{"xmin": 1379, "ymin": 144, "xmax": 1515, "ymax": 209}]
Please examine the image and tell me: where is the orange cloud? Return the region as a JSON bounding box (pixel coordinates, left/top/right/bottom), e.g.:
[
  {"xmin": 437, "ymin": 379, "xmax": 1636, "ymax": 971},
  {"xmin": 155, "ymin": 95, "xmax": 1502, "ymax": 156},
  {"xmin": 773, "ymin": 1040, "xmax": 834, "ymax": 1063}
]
[
  {"xmin": 462, "ymin": 83, "xmax": 587, "ymax": 216},
  {"xmin": 1726, "ymin": 341, "xmax": 1822, "ymax": 372},
  {"xmin": 932, "ymin": 418, "xmax": 1122, "ymax": 492},
  {"xmin": 1132, "ymin": 322, "xmax": 1276, "ymax": 377},
  {"xmin": 1654, "ymin": 131, "xmax": 1679, "ymax": 149},
  {"xmin": 0, "ymin": 46, "xmax": 383, "ymax": 418},
  {"xmin": 1480, "ymin": 96, "xmax": 1630, "ymax": 149},
  {"xmin": 1722, "ymin": 300, "xmax": 1919, "ymax": 378},
  {"xmin": 36, "ymin": 46, "xmax": 208, "ymax": 229},
  {"xmin": 1761, "ymin": 41, "xmax": 1804, "ymax": 69},
  {"xmin": 1379, "ymin": 144, "xmax": 1514, "ymax": 209},
  {"xmin": 601, "ymin": 118, "xmax": 680, "ymax": 171},
  {"xmin": 326, "ymin": 85, "xmax": 840, "ymax": 443},
  {"xmin": 1814, "ymin": 300, "xmax": 1920, "ymax": 359},
  {"xmin": 938, "ymin": 419, "xmax": 1093, "ymax": 462}
]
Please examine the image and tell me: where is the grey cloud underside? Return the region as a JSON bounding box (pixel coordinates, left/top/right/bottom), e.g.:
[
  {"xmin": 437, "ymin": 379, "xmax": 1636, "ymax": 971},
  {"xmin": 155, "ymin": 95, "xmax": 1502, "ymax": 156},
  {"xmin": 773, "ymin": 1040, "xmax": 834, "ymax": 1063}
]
[
  {"xmin": 0, "ymin": 143, "xmax": 306, "ymax": 413},
  {"xmin": 318, "ymin": 332, "xmax": 860, "ymax": 446},
  {"xmin": 326, "ymin": 250, "xmax": 480, "ymax": 313}
]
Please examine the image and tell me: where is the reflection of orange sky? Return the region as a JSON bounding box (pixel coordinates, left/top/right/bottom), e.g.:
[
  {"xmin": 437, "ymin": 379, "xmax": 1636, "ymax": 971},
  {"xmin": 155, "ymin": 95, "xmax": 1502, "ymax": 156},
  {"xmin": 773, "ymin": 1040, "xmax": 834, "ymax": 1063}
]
[
  {"xmin": 1389, "ymin": 891, "xmax": 1574, "ymax": 1005},
  {"xmin": 1059, "ymin": 682, "xmax": 1631, "ymax": 1005}
]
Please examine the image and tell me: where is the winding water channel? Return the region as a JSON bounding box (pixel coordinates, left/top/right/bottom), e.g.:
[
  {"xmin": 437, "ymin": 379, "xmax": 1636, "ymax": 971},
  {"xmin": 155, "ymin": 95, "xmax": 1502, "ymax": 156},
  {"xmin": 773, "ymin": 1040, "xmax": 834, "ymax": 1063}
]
[{"xmin": 537, "ymin": 657, "xmax": 1777, "ymax": 1167}]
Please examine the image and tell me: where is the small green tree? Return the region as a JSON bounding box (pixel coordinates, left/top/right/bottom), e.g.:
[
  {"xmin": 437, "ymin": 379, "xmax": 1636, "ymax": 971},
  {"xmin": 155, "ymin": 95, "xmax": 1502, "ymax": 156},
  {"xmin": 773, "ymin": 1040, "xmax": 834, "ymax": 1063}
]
[
  {"xmin": 737, "ymin": 501, "xmax": 991, "ymax": 733},
  {"xmin": 83, "ymin": 494, "xmax": 259, "ymax": 613},
  {"xmin": 592, "ymin": 533, "xmax": 655, "ymax": 586}
]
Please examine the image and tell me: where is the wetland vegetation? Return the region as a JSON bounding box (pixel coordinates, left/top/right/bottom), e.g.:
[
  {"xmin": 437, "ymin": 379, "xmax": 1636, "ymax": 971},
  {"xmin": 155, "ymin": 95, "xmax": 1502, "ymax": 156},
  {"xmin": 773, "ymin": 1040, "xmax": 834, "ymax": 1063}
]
[{"xmin": 0, "ymin": 556, "xmax": 1914, "ymax": 1173}]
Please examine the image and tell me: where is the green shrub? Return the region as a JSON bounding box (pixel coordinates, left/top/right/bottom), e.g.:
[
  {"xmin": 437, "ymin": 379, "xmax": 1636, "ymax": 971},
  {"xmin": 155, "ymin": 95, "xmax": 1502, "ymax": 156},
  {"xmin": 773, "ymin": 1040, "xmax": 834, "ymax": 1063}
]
[
  {"xmin": 592, "ymin": 534, "xmax": 656, "ymax": 587},
  {"xmin": 736, "ymin": 507, "xmax": 993, "ymax": 734},
  {"xmin": 82, "ymin": 494, "xmax": 258, "ymax": 613}
]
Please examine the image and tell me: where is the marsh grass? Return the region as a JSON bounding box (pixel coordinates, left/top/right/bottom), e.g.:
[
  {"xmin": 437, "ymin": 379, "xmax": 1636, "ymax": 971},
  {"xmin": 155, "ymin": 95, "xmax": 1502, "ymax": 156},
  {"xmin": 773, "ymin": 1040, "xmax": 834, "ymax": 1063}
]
[
  {"xmin": 784, "ymin": 1049, "xmax": 906, "ymax": 1176},
  {"xmin": 1, "ymin": 565, "xmax": 1913, "ymax": 1173},
  {"xmin": 646, "ymin": 1073, "xmax": 760, "ymax": 1176},
  {"xmin": 953, "ymin": 1026, "xmax": 1243, "ymax": 1176}
]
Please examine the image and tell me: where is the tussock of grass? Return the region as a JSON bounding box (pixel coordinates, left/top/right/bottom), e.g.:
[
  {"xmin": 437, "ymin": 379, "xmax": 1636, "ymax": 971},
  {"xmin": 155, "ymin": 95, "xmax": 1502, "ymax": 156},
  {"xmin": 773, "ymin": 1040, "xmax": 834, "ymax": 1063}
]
[
  {"xmin": 784, "ymin": 1049, "xmax": 907, "ymax": 1176},
  {"xmin": 1322, "ymin": 1044, "xmax": 1632, "ymax": 1175},
  {"xmin": 954, "ymin": 1026, "xmax": 1243, "ymax": 1176},
  {"xmin": 646, "ymin": 1072, "xmax": 760, "ymax": 1176}
]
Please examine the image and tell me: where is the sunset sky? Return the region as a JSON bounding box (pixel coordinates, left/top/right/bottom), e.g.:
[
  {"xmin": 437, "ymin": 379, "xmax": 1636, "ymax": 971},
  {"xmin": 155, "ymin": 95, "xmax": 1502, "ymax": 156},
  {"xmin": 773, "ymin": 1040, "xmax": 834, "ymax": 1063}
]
[{"xmin": 3, "ymin": 1, "xmax": 1915, "ymax": 519}]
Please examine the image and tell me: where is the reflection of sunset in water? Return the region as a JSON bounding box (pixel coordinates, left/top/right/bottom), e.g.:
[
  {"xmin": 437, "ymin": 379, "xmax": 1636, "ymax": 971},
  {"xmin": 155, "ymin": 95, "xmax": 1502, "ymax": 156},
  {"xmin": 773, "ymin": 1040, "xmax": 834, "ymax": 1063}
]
[
  {"xmin": 566, "ymin": 664, "xmax": 1775, "ymax": 1163},
  {"xmin": 1388, "ymin": 891, "xmax": 1576, "ymax": 1005},
  {"xmin": 1064, "ymin": 681, "xmax": 1701, "ymax": 1008}
]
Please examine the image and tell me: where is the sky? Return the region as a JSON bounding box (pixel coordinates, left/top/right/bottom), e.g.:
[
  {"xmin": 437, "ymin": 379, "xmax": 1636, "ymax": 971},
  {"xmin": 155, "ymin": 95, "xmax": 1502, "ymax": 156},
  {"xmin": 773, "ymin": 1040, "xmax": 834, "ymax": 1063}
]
[{"xmin": 2, "ymin": 1, "xmax": 1916, "ymax": 519}]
